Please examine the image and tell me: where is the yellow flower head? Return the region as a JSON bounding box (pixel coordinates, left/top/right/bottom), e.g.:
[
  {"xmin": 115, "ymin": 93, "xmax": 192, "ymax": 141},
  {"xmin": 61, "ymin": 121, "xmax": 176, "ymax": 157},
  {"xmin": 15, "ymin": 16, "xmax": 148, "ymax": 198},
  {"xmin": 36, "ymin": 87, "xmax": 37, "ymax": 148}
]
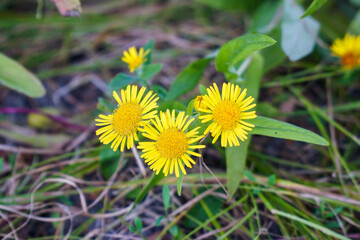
[
  {"xmin": 330, "ymin": 34, "xmax": 360, "ymax": 69},
  {"xmin": 198, "ymin": 82, "xmax": 257, "ymax": 147},
  {"xmin": 122, "ymin": 46, "xmax": 150, "ymax": 73},
  {"xmin": 95, "ymin": 85, "xmax": 158, "ymax": 152},
  {"xmin": 138, "ymin": 110, "xmax": 205, "ymax": 177},
  {"xmin": 193, "ymin": 95, "xmax": 207, "ymax": 112}
]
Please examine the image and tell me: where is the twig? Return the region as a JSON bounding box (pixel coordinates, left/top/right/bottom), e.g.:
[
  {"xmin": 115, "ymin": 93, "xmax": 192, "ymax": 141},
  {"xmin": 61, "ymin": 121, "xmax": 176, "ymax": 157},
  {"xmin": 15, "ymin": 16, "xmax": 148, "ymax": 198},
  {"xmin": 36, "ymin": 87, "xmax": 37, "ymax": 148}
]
[
  {"xmin": 0, "ymin": 143, "xmax": 63, "ymax": 155},
  {"xmin": 0, "ymin": 210, "xmax": 19, "ymax": 240},
  {"xmin": 131, "ymin": 145, "xmax": 146, "ymax": 177},
  {"xmin": 0, "ymin": 107, "xmax": 87, "ymax": 131}
]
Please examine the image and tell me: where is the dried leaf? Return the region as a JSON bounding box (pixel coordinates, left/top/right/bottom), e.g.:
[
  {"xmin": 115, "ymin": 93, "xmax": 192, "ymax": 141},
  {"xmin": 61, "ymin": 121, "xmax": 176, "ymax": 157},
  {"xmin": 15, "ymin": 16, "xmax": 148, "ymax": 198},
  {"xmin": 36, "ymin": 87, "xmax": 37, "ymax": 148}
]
[{"xmin": 51, "ymin": 0, "xmax": 82, "ymax": 17}]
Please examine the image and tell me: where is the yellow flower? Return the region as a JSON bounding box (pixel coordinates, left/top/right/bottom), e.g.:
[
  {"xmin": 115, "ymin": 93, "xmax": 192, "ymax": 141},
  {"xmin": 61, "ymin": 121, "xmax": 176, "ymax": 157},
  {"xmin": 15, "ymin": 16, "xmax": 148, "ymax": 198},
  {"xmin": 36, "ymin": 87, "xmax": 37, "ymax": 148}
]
[
  {"xmin": 193, "ymin": 95, "xmax": 207, "ymax": 112},
  {"xmin": 198, "ymin": 82, "xmax": 257, "ymax": 147},
  {"xmin": 330, "ymin": 34, "xmax": 360, "ymax": 69},
  {"xmin": 138, "ymin": 110, "xmax": 205, "ymax": 177},
  {"xmin": 122, "ymin": 46, "xmax": 150, "ymax": 73},
  {"xmin": 95, "ymin": 85, "xmax": 158, "ymax": 152}
]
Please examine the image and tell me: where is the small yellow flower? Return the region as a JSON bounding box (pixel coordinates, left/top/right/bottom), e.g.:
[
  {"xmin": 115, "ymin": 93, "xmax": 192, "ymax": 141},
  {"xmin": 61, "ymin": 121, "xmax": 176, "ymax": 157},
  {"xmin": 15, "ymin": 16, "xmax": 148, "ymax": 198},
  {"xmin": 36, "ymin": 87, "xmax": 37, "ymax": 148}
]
[
  {"xmin": 138, "ymin": 110, "xmax": 205, "ymax": 177},
  {"xmin": 122, "ymin": 46, "xmax": 150, "ymax": 73},
  {"xmin": 193, "ymin": 95, "xmax": 207, "ymax": 112},
  {"xmin": 330, "ymin": 34, "xmax": 360, "ymax": 69},
  {"xmin": 198, "ymin": 82, "xmax": 257, "ymax": 147},
  {"xmin": 95, "ymin": 85, "xmax": 158, "ymax": 152}
]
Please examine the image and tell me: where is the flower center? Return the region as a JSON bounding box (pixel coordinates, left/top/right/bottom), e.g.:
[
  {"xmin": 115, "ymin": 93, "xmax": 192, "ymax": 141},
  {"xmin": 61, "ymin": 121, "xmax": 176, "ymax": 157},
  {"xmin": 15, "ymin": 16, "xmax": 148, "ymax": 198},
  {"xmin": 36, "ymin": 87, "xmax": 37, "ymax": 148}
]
[
  {"xmin": 156, "ymin": 128, "xmax": 189, "ymax": 159},
  {"xmin": 113, "ymin": 103, "xmax": 143, "ymax": 136},
  {"xmin": 213, "ymin": 100, "xmax": 241, "ymax": 130},
  {"xmin": 341, "ymin": 53, "xmax": 357, "ymax": 68}
]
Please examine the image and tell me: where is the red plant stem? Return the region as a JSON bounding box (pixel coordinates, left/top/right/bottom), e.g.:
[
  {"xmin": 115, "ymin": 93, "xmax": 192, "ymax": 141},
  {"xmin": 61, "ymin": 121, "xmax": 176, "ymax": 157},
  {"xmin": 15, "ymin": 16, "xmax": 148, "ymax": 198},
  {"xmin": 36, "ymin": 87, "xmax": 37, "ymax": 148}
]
[{"xmin": 0, "ymin": 107, "xmax": 88, "ymax": 131}]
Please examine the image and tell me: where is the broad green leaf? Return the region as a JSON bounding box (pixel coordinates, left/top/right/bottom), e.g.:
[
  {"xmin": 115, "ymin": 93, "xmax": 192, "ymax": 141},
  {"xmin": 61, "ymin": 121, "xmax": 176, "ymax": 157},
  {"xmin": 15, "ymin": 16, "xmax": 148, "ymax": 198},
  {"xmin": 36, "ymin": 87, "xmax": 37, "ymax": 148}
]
[
  {"xmin": 162, "ymin": 183, "xmax": 171, "ymax": 211},
  {"xmin": 109, "ymin": 73, "xmax": 138, "ymax": 92},
  {"xmin": 268, "ymin": 174, "xmax": 276, "ymax": 186},
  {"xmin": 166, "ymin": 58, "xmax": 211, "ymax": 100},
  {"xmin": 243, "ymin": 170, "xmax": 256, "ymax": 182},
  {"xmin": 184, "ymin": 188, "xmax": 223, "ymax": 228},
  {"xmin": 0, "ymin": 53, "xmax": 45, "ymax": 98},
  {"xmin": 281, "ymin": 0, "xmax": 320, "ymax": 61},
  {"xmin": 97, "ymin": 97, "xmax": 115, "ymax": 112},
  {"xmin": 140, "ymin": 63, "xmax": 162, "ymax": 81},
  {"xmin": 215, "ymin": 34, "xmax": 275, "ymax": 73},
  {"xmin": 249, "ymin": 0, "xmax": 282, "ymax": 33},
  {"xmin": 348, "ymin": 10, "xmax": 360, "ymax": 34},
  {"xmin": 248, "ymin": 116, "xmax": 329, "ymax": 146},
  {"xmin": 169, "ymin": 225, "xmax": 179, "ymax": 237},
  {"xmin": 129, "ymin": 226, "xmax": 136, "ymax": 233},
  {"xmin": 261, "ymin": 28, "xmax": 286, "ymax": 73},
  {"xmin": 301, "ymin": 0, "xmax": 327, "ymax": 18},
  {"xmin": 134, "ymin": 217, "xmax": 143, "ymax": 232},
  {"xmin": 226, "ymin": 142, "xmax": 249, "ymax": 198},
  {"xmin": 133, "ymin": 172, "xmax": 165, "ymax": 206},
  {"xmin": 199, "ymin": 84, "xmax": 207, "ymax": 95},
  {"xmin": 187, "ymin": 100, "xmax": 195, "ymax": 116},
  {"xmin": 143, "ymin": 39, "xmax": 155, "ymax": 65},
  {"xmin": 99, "ymin": 147, "xmax": 121, "ymax": 180},
  {"xmin": 158, "ymin": 101, "xmax": 186, "ymax": 112},
  {"xmin": 155, "ymin": 216, "xmax": 165, "ymax": 226},
  {"xmin": 226, "ymin": 53, "xmax": 263, "ymax": 198},
  {"xmin": 177, "ymin": 171, "xmax": 184, "ymax": 196},
  {"xmin": 350, "ymin": 0, "xmax": 360, "ymax": 6}
]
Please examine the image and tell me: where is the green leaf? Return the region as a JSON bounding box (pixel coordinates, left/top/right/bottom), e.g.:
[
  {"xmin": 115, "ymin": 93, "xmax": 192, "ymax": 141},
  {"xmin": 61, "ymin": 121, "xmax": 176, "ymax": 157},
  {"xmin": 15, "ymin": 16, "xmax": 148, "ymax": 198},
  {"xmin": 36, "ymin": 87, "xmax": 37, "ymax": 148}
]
[
  {"xmin": 281, "ymin": 0, "xmax": 320, "ymax": 61},
  {"xmin": 166, "ymin": 58, "xmax": 211, "ymax": 100},
  {"xmin": 129, "ymin": 226, "xmax": 136, "ymax": 233},
  {"xmin": 177, "ymin": 170, "xmax": 184, "ymax": 196},
  {"xmin": 268, "ymin": 174, "xmax": 276, "ymax": 186},
  {"xmin": 243, "ymin": 53, "xmax": 263, "ymax": 99},
  {"xmin": 133, "ymin": 172, "xmax": 165, "ymax": 206},
  {"xmin": 349, "ymin": 10, "xmax": 360, "ymax": 34},
  {"xmin": 162, "ymin": 183, "xmax": 171, "ymax": 211},
  {"xmin": 169, "ymin": 225, "xmax": 179, "ymax": 237},
  {"xmin": 248, "ymin": 116, "xmax": 329, "ymax": 146},
  {"xmin": 226, "ymin": 53, "xmax": 263, "ymax": 199},
  {"xmin": 134, "ymin": 217, "xmax": 143, "ymax": 232},
  {"xmin": 261, "ymin": 28, "xmax": 286, "ymax": 73},
  {"xmin": 226, "ymin": 144, "xmax": 249, "ymax": 198},
  {"xmin": 109, "ymin": 73, "xmax": 139, "ymax": 92},
  {"xmin": 140, "ymin": 63, "xmax": 162, "ymax": 81},
  {"xmin": 143, "ymin": 39, "xmax": 155, "ymax": 65},
  {"xmin": 99, "ymin": 147, "xmax": 121, "ymax": 180},
  {"xmin": 243, "ymin": 170, "xmax": 256, "ymax": 182},
  {"xmin": 215, "ymin": 33, "xmax": 275, "ymax": 74},
  {"xmin": 249, "ymin": 0, "xmax": 282, "ymax": 33},
  {"xmin": 184, "ymin": 188, "xmax": 223, "ymax": 228},
  {"xmin": 0, "ymin": 53, "xmax": 46, "ymax": 98},
  {"xmin": 158, "ymin": 100, "xmax": 186, "ymax": 112},
  {"xmin": 155, "ymin": 216, "xmax": 165, "ymax": 226},
  {"xmin": 301, "ymin": 0, "xmax": 327, "ymax": 18},
  {"xmin": 199, "ymin": 84, "xmax": 207, "ymax": 95},
  {"xmin": 97, "ymin": 97, "xmax": 115, "ymax": 112}
]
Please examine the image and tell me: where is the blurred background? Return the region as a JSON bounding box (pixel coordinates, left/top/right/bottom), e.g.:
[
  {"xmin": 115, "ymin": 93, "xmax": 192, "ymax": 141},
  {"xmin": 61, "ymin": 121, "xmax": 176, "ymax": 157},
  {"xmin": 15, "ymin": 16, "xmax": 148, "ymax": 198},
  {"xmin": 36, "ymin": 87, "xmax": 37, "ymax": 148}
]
[{"xmin": 0, "ymin": 0, "xmax": 360, "ymax": 239}]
